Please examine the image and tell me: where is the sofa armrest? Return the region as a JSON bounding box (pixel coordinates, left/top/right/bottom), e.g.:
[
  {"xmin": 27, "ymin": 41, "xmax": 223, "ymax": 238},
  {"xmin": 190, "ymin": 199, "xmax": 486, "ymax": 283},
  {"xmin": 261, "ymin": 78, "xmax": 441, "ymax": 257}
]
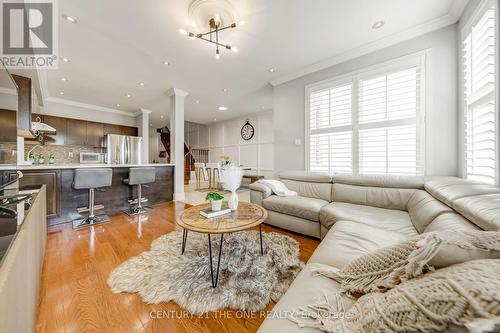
[{"xmin": 249, "ymin": 182, "xmax": 272, "ymax": 206}]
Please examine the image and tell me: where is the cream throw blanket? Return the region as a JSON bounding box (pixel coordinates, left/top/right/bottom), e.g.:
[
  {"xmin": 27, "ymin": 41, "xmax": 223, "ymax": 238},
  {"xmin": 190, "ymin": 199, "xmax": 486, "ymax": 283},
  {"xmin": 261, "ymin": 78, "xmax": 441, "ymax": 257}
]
[
  {"xmin": 310, "ymin": 230, "xmax": 500, "ymax": 297},
  {"xmin": 257, "ymin": 179, "xmax": 297, "ymax": 197},
  {"xmin": 291, "ymin": 260, "xmax": 500, "ymax": 333}
]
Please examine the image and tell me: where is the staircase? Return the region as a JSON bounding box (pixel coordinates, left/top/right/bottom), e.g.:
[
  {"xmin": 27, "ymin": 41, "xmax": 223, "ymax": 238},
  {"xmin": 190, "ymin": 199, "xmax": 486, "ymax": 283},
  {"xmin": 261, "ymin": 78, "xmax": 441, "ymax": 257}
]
[{"xmin": 157, "ymin": 126, "xmax": 209, "ymax": 185}]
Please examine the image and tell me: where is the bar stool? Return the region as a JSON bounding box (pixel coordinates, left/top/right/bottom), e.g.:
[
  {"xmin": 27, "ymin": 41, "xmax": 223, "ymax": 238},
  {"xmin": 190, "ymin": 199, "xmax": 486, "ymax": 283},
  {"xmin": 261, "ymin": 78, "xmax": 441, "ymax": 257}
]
[
  {"xmin": 194, "ymin": 162, "xmax": 208, "ymax": 191},
  {"xmin": 206, "ymin": 162, "xmax": 221, "ymax": 190},
  {"xmin": 123, "ymin": 167, "xmax": 156, "ymax": 215},
  {"xmin": 72, "ymin": 168, "xmax": 113, "ymax": 229}
]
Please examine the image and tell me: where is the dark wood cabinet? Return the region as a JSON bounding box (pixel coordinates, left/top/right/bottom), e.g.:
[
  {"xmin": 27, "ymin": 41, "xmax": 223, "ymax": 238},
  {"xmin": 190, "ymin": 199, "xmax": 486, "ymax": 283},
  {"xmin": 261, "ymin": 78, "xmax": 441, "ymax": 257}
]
[
  {"xmin": 19, "ymin": 170, "xmax": 61, "ymax": 218},
  {"xmin": 43, "ymin": 115, "xmax": 66, "ymax": 145},
  {"xmin": 0, "ymin": 109, "xmax": 17, "ymax": 142},
  {"xmin": 103, "ymin": 123, "xmax": 122, "ymax": 136},
  {"xmin": 65, "ymin": 118, "xmax": 87, "ymax": 146},
  {"xmin": 120, "ymin": 126, "xmax": 138, "ymax": 136},
  {"xmin": 86, "ymin": 121, "xmax": 104, "ymax": 147}
]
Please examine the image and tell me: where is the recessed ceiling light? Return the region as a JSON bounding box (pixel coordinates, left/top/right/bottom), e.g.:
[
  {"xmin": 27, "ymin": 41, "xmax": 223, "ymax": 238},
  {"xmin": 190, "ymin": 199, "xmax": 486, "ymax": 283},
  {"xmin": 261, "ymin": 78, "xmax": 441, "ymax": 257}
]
[
  {"xmin": 214, "ymin": 118, "xmax": 217, "ymax": 121},
  {"xmin": 223, "ymin": 88, "xmax": 228, "ymax": 92},
  {"xmin": 126, "ymin": 93, "xmax": 131, "ymax": 98},
  {"xmin": 60, "ymin": 77, "xmax": 67, "ymax": 82},
  {"xmin": 372, "ymin": 21, "xmax": 385, "ymax": 29},
  {"xmin": 61, "ymin": 57, "xmax": 70, "ymax": 62},
  {"xmin": 195, "ymin": 100, "xmax": 200, "ymax": 104},
  {"xmin": 160, "ymin": 115, "xmax": 164, "ymax": 119},
  {"xmin": 162, "ymin": 60, "xmax": 170, "ymax": 65},
  {"xmin": 116, "ymin": 104, "xmax": 120, "ymax": 107},
  {"xmin": 218, "ymin": 106, "xmax": 228, "ymax": 111},
  {"xmin": 261, "ymin": 106, "xmax": 265, "ymax": 110},
  {"xmin": 268, "ymin": 68, "xmax": 275, "ymax": 73},
  {"xmin": 62, "ymin": 14, "xmax": 77, "ymax": 23},
  {"xmin": 59, "ymin": 91, "xmax": 64, "ymax": 95},
  {"xmin": 138, "ymin": 82, "xmax": 145, "ymax": 86}
]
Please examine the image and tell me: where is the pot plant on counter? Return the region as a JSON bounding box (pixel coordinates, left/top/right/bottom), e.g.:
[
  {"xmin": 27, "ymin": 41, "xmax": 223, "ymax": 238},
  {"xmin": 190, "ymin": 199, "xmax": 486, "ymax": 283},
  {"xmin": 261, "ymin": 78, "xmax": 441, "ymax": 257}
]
[{"xmin": 205, "ymin": 192, "xmax": 224, "ymax": 211}]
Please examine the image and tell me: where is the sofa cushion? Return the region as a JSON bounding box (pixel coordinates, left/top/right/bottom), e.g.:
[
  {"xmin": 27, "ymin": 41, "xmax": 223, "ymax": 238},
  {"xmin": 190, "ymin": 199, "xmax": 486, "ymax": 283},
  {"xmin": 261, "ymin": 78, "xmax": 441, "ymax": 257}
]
[
  {"xmin": 331, "ymin": 183, "xmax": 415, "ymax": 211},
  {"xmin": 333, "ymin": 174, "xmax": 425, "ymax": 189},
  {"xmin": 424, "ymin": 177, "xmax": 500, "ymax": 207},
  {"xmin": 319, "ymin": 202, "xmax": 418, "ymax": 236},
  {"xmin": 406, "ymin": 190, "xmax": 453, "ymax": 233},
  {"xmin": 280, "ymin": 179, "xmax": 332, "ymax": 202},
  {"xmin": 423, "ymin": 213, "xmax": 480, "ymax": 233},
  {"xmin": 256, "ymin": 264, "xmax": 355, "ymax": 333},
  {"xmin": 265, "ymin": 210, "xmax": 321, "ymax": 239},
  {"xmin": 308, "ymin": 220, "xmax": 410, "ymax": 268},
  {"xmin": 262, "ymin": 195, "xmax": 328, "ymax": 222},
  {"xmin": 453, "ymin": 194, "xmax": 500, "ymax": 231},
  {"xmin": 279, "ymin": 170, "xmax": 332, "ymax": 183}
]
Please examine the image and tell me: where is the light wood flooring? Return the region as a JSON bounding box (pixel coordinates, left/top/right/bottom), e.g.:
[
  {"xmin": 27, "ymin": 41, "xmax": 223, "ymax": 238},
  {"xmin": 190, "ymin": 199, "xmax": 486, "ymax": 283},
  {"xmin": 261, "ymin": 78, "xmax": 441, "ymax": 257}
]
[{"xmin": 36, "ymin": 202, "xmax": 320, "ymax": 333}]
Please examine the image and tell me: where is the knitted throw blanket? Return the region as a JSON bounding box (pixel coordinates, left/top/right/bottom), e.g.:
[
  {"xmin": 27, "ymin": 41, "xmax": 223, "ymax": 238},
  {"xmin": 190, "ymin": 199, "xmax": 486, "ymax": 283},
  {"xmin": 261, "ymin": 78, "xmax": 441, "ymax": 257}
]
[
  {"xmin": 291, "ymin": 260, "xmax": 500, "ymax": 333},
  {"xmin": 310, "ymin": 231, "xmax": 500, "ymax": 297}
]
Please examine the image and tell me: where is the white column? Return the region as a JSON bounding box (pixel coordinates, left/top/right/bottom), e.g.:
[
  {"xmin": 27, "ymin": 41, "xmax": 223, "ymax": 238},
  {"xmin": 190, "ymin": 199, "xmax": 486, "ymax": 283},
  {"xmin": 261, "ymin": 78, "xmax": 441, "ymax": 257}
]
[
  {"xmin": 137, "ymin": 109, "xmax": 152, "ymax": 164},
  {"xmin": 167, "ymin": 88, "xmax": 188, "ymax": 201}
]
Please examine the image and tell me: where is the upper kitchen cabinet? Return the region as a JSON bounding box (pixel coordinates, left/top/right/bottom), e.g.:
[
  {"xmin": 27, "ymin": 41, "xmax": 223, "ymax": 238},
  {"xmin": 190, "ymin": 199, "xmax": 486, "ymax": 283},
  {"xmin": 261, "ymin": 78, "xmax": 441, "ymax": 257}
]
[
  {"xmin": 86, "ymin": 121, "xmax": 104, "ymax": 147},
  {"xmin": 43, "ymin": 115, "xmax": 66, "ymax": 145},
  {"xmin": 65, "ymin": 118, "xmax": 87, "ymax": 146},
  {"xmin": 120, "ymin": 126, "xmax": 138, "ymax": 136},
  {"xmin": 103, "ymin": 123, "xmax": 122, "ymax": 136},
  {"xmin": 0, "ymin": 110, "xmax": 17, "ymax": 142}
]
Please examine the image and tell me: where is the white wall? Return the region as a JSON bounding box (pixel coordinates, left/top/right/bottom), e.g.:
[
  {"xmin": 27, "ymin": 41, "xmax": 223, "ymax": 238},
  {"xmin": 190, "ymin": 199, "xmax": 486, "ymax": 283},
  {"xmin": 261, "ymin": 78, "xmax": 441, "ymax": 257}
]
[
  {"xmin": 208, "ymin": 111, "xmax": 274, "ymax": 178},
  {"xmin": 273, "ymin": 24, "xmax": 459, "ymax": 176}
]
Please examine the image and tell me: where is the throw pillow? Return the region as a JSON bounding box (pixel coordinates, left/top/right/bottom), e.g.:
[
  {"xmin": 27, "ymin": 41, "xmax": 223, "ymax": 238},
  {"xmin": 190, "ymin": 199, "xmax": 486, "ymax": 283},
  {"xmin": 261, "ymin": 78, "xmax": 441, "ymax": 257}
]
[
  {"xmin": 292, "ymin": 260, "xmax": 500, "ymax": 333},
  {"xmin": 310, "ymin": 230, "xmax": 500, "ymax": 297}
]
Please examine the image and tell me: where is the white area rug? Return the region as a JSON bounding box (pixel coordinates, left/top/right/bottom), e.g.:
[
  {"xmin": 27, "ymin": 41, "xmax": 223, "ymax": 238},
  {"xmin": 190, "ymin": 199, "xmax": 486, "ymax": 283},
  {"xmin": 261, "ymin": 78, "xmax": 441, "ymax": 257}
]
[{"xmin": 107, "ymin": 229, "xmax": 304, "ymax": 314}]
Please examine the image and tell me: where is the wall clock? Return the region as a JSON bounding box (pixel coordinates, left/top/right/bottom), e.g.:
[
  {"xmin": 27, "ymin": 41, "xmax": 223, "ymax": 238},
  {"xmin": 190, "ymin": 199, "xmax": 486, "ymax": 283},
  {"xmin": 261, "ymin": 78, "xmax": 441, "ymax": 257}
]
[{"xmin": 241, "ymin": 120, "xmax": 255, "ymax": 141}]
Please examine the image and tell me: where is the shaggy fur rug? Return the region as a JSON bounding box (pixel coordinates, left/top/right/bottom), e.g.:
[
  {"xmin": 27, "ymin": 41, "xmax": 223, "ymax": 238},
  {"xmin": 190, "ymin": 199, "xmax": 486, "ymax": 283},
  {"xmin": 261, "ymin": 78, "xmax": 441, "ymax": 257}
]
[{"xmin": 107, "ymin": 229, "xmax": 304, "ymax": 314}]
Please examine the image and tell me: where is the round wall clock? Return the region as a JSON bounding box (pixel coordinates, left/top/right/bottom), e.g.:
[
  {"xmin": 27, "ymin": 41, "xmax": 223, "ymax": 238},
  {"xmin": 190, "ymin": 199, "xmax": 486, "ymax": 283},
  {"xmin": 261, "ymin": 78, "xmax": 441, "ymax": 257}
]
[{"xmin": 241, "ymin": 120, "xmax": 255, "ymax": 141}]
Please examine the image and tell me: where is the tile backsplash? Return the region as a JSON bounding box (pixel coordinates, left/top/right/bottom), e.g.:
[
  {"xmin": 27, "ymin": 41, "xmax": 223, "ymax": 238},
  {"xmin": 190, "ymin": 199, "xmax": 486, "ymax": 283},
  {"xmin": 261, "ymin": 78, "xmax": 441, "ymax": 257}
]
[
  {"xmin": 24, "ymin": 143, "xmax": 103, "ymax": 164},
  {"xmin": 0, "ymin": 142, "xmax": 17, "ymax": 164}
]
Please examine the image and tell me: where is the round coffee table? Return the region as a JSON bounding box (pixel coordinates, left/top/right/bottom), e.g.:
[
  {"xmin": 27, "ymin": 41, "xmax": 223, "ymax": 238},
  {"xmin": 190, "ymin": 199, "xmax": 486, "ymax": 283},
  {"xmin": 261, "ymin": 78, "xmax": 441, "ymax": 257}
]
[{"xmin": 176, "ymin": 202, "xmax": 268, "ymax": 287}]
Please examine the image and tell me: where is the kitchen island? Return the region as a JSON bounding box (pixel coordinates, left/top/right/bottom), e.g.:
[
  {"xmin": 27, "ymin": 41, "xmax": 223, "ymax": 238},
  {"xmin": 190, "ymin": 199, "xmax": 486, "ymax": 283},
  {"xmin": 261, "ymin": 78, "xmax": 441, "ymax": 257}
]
[{"xmin": 15, "ymin": 163, "xmax": 174, "ymax": 225}]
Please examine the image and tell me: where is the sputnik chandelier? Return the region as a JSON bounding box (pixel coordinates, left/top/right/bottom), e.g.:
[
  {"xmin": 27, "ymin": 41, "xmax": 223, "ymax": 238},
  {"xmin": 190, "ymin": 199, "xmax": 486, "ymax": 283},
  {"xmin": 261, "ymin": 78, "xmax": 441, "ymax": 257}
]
[{"xmin": 179, "ymin": 15, "xmax": 244, "ymax": 59}]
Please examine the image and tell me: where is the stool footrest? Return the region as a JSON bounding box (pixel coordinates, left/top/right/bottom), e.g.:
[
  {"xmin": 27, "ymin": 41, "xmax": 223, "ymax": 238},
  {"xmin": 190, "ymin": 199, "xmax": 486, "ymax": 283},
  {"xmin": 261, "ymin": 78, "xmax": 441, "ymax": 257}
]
[
  {"xmin": 77, "ymin": 204, "xmax": 104, "ymax": 214},
  {"xmin": 127, "ymin": 198, "xmax": 148, "ymax": 204}
]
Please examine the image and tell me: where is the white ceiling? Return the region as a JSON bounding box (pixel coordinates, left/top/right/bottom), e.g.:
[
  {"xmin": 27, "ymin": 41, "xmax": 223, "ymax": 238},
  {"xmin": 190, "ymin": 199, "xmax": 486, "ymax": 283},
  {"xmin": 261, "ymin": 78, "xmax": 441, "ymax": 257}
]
[{"xmin": 41, "ymin": 0, "xmax": 465, "ymax": 127}]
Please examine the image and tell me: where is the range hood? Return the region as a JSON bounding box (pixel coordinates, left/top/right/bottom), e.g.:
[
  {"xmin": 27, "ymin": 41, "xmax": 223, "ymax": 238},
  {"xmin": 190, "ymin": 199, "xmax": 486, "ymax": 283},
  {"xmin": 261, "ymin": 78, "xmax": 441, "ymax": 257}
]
[{"xmin": 32, "ymin": 121, "xmax": 56, "ymax": 135}]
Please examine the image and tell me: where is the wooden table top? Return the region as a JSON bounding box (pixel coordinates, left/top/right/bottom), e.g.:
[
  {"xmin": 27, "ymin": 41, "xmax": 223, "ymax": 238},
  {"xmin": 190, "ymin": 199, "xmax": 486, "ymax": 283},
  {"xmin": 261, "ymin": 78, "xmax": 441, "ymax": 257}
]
[{"xmin": 176, "ymin": 202, "xmax": 268, "ymax": 234}]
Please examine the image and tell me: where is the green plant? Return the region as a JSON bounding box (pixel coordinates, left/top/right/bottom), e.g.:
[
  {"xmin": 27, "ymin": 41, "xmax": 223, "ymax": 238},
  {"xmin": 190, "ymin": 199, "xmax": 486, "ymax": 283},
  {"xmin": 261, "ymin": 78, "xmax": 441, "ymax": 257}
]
[{"xmin": 205, "ymin": 192, "xmax": 224, "ymax": 201}]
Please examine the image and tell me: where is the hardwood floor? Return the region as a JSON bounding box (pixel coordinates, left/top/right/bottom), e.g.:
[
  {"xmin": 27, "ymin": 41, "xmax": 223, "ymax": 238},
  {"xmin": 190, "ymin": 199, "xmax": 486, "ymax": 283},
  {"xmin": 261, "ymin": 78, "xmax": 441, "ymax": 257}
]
[{"xmin": 36, "ymin": 202, "xmax": 320, "ymax": 333}]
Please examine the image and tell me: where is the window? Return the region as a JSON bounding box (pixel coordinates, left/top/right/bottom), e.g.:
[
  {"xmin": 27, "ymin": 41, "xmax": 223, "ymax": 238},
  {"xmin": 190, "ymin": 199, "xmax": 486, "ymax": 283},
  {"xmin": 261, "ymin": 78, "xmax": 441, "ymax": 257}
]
[
  {"xmin": 307, "ymin": 54, "xmax": 426, "ymax": 176},
  {"xmin": 462, "ymin": 0, "xmax": 497, "ymax": 184}
]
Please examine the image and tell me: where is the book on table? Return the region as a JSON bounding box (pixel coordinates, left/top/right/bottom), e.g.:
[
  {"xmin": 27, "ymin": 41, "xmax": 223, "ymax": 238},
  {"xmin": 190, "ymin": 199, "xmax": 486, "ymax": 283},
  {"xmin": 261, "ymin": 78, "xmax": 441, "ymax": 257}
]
[{"xmin": 200, "ymin": 206, "xmax": 231, "ymax": 218}]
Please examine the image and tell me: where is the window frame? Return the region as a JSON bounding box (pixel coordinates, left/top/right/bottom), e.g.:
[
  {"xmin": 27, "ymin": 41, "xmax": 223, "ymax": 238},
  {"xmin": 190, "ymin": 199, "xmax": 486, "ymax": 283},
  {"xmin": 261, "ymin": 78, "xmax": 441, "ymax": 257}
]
[
  {"xmin": 305, "ymin": 51, "xmax": 429, "ymax": 175},
  {"xmin": 459, "ymin": 0, "xmax": 499, "ymax": 185}
]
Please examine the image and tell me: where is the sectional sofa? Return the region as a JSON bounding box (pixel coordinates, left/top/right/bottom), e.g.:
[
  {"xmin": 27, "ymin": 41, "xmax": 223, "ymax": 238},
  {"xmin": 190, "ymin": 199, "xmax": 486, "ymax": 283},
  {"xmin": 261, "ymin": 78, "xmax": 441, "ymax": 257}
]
[{"xmin": 249, "ymin": 171, "xmax": 500, "ymax": 333}]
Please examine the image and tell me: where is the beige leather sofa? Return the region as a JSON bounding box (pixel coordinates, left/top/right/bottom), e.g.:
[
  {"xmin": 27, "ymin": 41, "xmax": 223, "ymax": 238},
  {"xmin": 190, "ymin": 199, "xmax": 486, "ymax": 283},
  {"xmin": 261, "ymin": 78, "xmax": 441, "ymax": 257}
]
[{"xmin": 250, "ymin": 171, "xmax": 500, "ymax": 333}]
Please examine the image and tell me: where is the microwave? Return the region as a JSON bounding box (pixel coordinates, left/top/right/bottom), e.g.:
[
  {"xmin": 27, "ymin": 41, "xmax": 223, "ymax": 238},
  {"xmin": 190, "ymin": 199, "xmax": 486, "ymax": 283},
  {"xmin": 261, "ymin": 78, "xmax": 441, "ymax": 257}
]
[{"xmin": 80, "ymin": 152, "xmax": 104, "ymax": 164}]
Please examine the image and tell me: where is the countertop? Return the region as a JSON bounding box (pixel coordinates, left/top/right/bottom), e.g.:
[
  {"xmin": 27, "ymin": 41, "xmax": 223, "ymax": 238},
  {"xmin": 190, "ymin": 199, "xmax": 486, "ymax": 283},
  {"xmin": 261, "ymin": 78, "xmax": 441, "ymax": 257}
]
[{"xmin": 14, "ymin": 163, "xmax": 175, "ymax": 170}]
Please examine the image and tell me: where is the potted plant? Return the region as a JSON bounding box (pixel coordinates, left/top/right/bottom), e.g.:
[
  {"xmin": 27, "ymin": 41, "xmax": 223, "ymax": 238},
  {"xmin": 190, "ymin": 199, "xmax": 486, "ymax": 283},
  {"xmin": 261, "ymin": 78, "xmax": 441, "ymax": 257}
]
[{"xmin": 205, "ymin": 192, "xmax": 224, "ymax": 211}]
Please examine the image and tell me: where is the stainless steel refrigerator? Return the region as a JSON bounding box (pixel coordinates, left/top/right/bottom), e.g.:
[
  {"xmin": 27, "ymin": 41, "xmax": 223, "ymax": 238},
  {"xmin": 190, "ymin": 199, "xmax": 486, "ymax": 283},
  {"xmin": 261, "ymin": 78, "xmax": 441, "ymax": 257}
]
[{"xmin": 104, "ymin": 134, "xmax": 142, "ymax": 165}]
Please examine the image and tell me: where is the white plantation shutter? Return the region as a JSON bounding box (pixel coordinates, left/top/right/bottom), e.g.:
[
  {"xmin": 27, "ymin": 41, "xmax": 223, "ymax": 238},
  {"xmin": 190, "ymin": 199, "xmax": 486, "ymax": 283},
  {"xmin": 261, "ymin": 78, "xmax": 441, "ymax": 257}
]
[
  {"xmin": 463, "ymin": 2, "xmax": 497, "ymax": 184},
  {"xmin": 307, "ymin": 54, "xmax": 426, "ymax": 176},
  {"xmin": 309, "ymin": 83, "xmax": 353, "ymax": 173},
  {"xmin": 358, "ymin": 67, "xmax": 422, "ymax": 175}
]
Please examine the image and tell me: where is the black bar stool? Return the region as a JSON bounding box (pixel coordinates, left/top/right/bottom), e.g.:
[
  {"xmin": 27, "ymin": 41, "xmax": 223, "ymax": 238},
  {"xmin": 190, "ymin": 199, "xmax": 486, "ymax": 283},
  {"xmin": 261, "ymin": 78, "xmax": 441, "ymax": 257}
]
[
  {"xmin": 123, "ymin": 167, "xmax": 156, "ymax": 215},
  {"xmin": 72, "ymin": 168, "xmax": 113, "ymax": 229}
]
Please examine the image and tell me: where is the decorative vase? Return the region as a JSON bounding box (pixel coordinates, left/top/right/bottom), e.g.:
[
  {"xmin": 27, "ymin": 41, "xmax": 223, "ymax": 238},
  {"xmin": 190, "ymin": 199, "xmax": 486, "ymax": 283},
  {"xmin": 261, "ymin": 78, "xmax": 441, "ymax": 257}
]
[
  {"xmin": 228, "ymin": 191, "xmax": 238, "ymax": 211},
  {"xmin": 211, "ymin": 199, "xmax": 222, "ymax": 211}
]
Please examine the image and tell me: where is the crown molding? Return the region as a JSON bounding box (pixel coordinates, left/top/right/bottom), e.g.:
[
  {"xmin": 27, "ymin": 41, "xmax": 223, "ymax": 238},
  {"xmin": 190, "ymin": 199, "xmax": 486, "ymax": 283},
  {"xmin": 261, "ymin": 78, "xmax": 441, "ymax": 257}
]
[
  {"xmin": 45, "ymin": 97, "xmax": 137, "ymax": 117},
  {"xmin": 448, "ymin": 0, "xmax": 470, "ymax": 21},
  {"xmin": 270, "ymin": 0, "xmax": 468, "ymax": 86}
]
